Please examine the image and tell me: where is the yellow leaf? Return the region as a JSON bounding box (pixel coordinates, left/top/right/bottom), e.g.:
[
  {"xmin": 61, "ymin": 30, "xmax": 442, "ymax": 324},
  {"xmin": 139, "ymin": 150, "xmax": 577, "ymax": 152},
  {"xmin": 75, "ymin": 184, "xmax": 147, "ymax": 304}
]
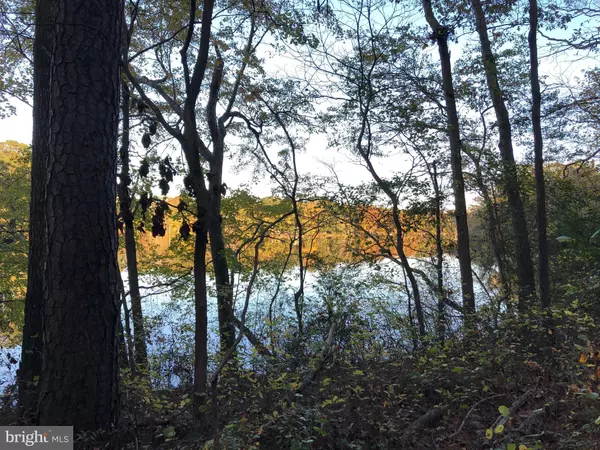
[
  {"xmin": 485, "ymin": 428, "xmax": 493, "ymax": 440},
  {"xmin": 519, "ymin": 445, "xmax": 528, "ymax": 450},
  {"xmin": 580, "ymin": 353, "xmax": 589, "ymax": 364},
  {"xmin": 494, "ymin": 424, "xmax": 504, "ymax": 434}
]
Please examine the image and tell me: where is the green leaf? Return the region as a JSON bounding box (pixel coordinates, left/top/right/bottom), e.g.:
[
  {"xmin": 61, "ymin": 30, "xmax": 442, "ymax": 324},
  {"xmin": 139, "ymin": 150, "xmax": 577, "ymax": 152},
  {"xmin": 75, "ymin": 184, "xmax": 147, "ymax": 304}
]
[
  {"xmin": 485, "ymin": 428, "xmax": 493, "ymax": 440},
  {"xmin": 494, "ymin": 424, "xmax": 504, "ymax": 434},
  {"xmin": 162, "ymin": 426, "xmax": 175, "ymax": 438},
  {"xmin": 556, "ymin": 235, "xmax": 575, "ymax": 243},
  {"xmin": 452, "ymin": 367, "xmax": 464, "ymax": 373},
  {"xmin": 498, "ymin": 405, "xmax": 510, "ymax": 417},
  {"xmin": 313, "ymin": 426, "xmax": 327, "ymax": 437},
  {"xmin": 507, "ymin": 444, "xmax": 517, "ymax": 450}
]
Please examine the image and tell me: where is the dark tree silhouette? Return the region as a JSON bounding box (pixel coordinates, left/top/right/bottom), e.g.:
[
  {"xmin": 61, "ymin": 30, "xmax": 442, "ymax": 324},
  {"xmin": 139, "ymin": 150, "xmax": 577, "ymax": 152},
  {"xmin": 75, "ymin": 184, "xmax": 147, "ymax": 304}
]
[{"xmin": 21, "ymin": 0, "xmax": 122, "ymax": 431}]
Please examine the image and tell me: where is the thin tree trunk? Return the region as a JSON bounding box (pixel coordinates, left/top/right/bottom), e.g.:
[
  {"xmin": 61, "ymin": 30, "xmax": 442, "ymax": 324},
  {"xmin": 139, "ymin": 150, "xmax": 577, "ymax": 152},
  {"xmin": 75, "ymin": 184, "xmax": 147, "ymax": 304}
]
[
  {"xmin": 207, "ymin": 160, "xmax": 235, "ymax": 350},
  {"xmin": 123, "ymin": 0, "xmax": 216, "ymax": 423},
  {"xmin": 37, "ymin": 0, "xmax": 121, "ymax": 431},
  {"xmin": 18, "ymin": 0, "xmax": 55, "ymax": 417},
  {"xmin": 208, "ymin": 223, "xmax": 236, "ymax": 349},
  {"xmin": 354, "ymin": 117, "xmax": 426, "ymax": 340},
  {"xmin": 192, "ymin": 204, "xmax": 208, "ymax": 421},
  {"xmin": 423, "ymin": 2, "xmax": 476, "ymax": 319},
  {"xmin": 528, "ymin": 0, "xmax": 550, "ymax": 308},
  {"xmin": 393, "ymin": 205, "xmax": 426, "ymax": 339},
  {"xmin": 118, "ymin": 270, "xmax": 136, "ymax": 373},
  {"xmin": 403, "ymin": 267, "xmax": 419, "ymax": 350},
  {"xmin": 432, "ymin": 162, "xmax": 446, "ymax": 341},
  {"xmin": 481, "ymin": 176, "xmax": 510, "ymax": 299},
  {"xmin": 470, "ymin": 0, "xmax": 535, "ymax": 309},
  {"xmin": 292, "ymin": 198, "xmax": 305, "ymax": 335},
  {"xmin": 465, "ymin": 148, "xmax": 511, "ymax": 302},
  {"xmin": 118, "ymin": 81, "xmax": 148, "ymax": 370}
]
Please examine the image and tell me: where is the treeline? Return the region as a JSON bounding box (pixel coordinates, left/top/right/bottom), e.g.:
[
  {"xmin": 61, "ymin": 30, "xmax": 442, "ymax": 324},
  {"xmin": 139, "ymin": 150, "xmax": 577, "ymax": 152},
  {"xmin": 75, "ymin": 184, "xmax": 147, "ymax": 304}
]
[{"xmin": 132, "ymin": 193, "xmax": 457, "ymax": 269}]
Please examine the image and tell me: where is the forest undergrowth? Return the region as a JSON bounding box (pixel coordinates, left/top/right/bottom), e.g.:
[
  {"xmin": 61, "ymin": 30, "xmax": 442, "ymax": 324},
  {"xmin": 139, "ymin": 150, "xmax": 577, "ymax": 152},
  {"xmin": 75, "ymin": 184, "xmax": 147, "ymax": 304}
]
[{"xmin": 96, "ymin": 302, "xmax": 600, "ymax": 450}]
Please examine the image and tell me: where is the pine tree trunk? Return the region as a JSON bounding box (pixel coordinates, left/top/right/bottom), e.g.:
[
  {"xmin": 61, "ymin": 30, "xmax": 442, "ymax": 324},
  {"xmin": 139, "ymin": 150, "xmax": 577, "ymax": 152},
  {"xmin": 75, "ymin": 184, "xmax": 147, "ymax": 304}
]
[
  {"xmin": 470, "ymin": 0, "xmax": 535, "ymax": 308},
  {"xmin": 36, "ymin": 0, "xmax": 121, "ymax": 431},
  {"xmin": 19, "ymin": 0, "xmax": 55, "ymax": 417}
]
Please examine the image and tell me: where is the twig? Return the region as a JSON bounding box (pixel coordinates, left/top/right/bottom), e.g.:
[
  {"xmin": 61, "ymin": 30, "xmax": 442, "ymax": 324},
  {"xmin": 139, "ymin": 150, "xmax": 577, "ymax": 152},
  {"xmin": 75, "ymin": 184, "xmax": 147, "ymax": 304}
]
[
  {"xmin": 439, "ymin": 394, "xmax": 505, "ymax": 442},
  {"xmin": 296, "ymin": 319, "xmax": 337, "ymax": 394},
  {"xmin": 491, "ymin": 389, "xmax": 532, "ymax": 431}
]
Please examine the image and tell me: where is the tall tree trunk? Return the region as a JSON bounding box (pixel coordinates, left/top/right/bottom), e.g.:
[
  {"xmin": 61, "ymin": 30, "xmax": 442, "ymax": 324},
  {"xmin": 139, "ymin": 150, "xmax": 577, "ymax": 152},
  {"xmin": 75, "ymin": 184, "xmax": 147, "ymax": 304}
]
[
  {"xmin": 36, "ymin": 0, "xmax": 121, "ymax": 431},
  {"xmin": 423, "ymin": 1, "xmax": 476, "ymax": 320},
  {"xmin": 118, "ymin": 81, "xmax": 148, "ymax": 369},
  {"xmin": 123, "ymin": 0, "xmax": 216, "ymax": 422},
  {"xmin": 528, "ymin": 0, "xmax": 550, "ymax": 308},
  {"xmin": 19, "ymin": 0, "xmax": 55, "ymax": 417},
  {"xmin": 470, "ymin": 0, "xmax": 535, "ymax": 309}
]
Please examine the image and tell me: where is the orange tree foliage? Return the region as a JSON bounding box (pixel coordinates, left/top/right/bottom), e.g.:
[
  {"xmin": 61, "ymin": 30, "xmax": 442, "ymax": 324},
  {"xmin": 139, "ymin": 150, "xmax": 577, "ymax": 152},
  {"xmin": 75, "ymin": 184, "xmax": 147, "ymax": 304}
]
[{"xmin": 129, "ymin": 189, "xmax": 458, "ymax": 276}]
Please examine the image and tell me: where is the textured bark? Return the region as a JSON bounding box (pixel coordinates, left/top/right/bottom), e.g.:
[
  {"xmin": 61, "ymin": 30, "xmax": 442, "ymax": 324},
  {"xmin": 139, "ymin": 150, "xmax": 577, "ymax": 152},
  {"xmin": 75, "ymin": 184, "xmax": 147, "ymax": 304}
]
[
  {"xmin": 423, "ymin": 0, "xmax": 476, "ymax": 319},
  {"xmin": 36, "ymin": 0, "xmax": 121, "ymax": 431},
  {"xmin": 471, "ymin": 0, "xmax": 535, "ymax": 308},
  {"xmin": 118, "ymin": 81, "xmax": 148, "ymax": 369},
  {"xmin": 19, "ymin": 0, "xmax": 55, "ymax": 416},
  {"xmin": 528, "ymin": 0, "xmax": 550, "ymax": 308}
]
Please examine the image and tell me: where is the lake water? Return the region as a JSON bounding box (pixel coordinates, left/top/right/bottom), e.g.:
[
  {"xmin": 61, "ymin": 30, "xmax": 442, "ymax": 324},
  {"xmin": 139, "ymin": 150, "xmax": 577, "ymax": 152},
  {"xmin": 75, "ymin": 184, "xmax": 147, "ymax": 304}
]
[{"xmin": 0, "ymin": 257, "xmax": 495, "ymax": 392}]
